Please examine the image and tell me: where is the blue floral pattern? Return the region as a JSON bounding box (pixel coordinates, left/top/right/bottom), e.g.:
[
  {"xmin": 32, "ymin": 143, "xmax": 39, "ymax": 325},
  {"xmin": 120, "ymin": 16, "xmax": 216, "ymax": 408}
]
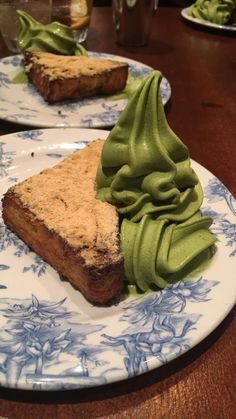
[
  {"xmin": 103, "ymin": 277, "xmax": 218, "ymax": 375},
  {"xmin": 2, "ymin": 55, "xmax": 22, "ymax": 67},
  {"xmin": 0, "ymin": 142, "xmax": 15, "ymax": 178},
  {"xmin": 0, "ymin": 221, "xmax": 48, "ymax": 277},
  {"xmin": 0, "ymin": 279, "xmax": 218, "ymax": 390},
  {"xmin": 0, "ymin": 54, "xmax": 171, "ymax": 128},
  {"xmin": 203, "ymin": 177, "xmax": 236, "ymax": 257},
  {"xmin": 0, "ymin": 71, "xmax": 11, "ymax": 88},
  {"xmin": 0, "ymin": 294, "xmax": 109, "ymax": 389},
  {"xmin": 16, "ymin": 130, "xmax": 44, "ymax": 141},
  {"xmin": 0, "ymin": 129, "xmax": 235, "ymax": 390}
]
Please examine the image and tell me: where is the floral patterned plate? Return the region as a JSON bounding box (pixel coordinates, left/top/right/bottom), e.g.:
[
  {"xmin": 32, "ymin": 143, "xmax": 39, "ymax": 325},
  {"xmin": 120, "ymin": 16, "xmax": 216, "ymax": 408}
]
[
  {"xmin": 181, "ymin": 7, "xmax": 236, "ymax": 32},
  {"xmin": 0, "ymin": 53, "xmax": 171, "ymax": 128},
  {"xmin": 0, "ymin": 128, "xmax": 235, "ymax": 391}
]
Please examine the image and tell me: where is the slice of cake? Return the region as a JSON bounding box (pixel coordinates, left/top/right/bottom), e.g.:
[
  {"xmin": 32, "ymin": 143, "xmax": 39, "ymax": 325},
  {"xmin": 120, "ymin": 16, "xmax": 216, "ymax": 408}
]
[
  {"xmin": 2, "ymin": 71, "xmax": 216, "ymax": 305},
  {"xmin": 2, "ymin": 140, "xmax": 123, "ymax": 304},
  {"xmin": 24, "ymin": 50, "xmax": 129, "ymax": 103}
]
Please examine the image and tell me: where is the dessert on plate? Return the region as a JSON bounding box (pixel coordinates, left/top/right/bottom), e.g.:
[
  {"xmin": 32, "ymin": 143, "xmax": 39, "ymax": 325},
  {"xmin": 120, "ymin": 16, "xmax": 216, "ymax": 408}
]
[
  {"xmin": 187, "ymin": 0, "xmax": 236, "ymax": 25},
  {"xmin": 23, "ymin": 50, "xmax": 129, "ymax": 104},
  {"xmin": 2, "ymin": 71, "xmax": 216, "ymax": 304},
  {"xmin": 16, "ymin": 11, "xmax": 129, "ymax": 103}
]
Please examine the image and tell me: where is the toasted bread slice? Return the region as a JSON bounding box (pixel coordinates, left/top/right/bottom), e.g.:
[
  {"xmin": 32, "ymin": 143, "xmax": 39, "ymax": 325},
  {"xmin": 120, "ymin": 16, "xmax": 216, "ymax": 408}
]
[
  {"xmin": 2, "ymin": 140, "xmax": 123, "ymax": 304},
  {"xmin": 24, "ymin": 50, "xmax": 129, "ymax": 103}
]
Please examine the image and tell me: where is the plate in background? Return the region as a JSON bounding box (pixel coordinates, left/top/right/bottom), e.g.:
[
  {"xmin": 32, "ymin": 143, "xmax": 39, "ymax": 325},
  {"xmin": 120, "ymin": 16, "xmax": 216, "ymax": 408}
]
[
  {"xmin": 181, "ymin": 7, "xmax": 236, "ymax": 32},
  {"xmin": 0, "ymin": 53, "xmax": 171, "ymax": 128}
]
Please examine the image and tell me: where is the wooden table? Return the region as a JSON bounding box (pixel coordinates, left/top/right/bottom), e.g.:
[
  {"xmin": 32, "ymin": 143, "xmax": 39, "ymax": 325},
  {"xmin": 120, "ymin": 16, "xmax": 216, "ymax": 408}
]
[{"xmin": 0, "ymin": 6, "xmax": 235, "ymax": 419}]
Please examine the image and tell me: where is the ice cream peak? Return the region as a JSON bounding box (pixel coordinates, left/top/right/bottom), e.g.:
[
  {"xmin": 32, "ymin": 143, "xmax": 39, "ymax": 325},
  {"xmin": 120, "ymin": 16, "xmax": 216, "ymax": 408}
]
[
  {"xmin": 187, "ymin": 0, "xmax": 236, "ymax": 25},
  {"xmin": 96, "ymin": 71, "xmax": 216, "ymax": 290},
  {"xmin": 16, "ymin": 10, "xmax": 87, "ymax": 56}
]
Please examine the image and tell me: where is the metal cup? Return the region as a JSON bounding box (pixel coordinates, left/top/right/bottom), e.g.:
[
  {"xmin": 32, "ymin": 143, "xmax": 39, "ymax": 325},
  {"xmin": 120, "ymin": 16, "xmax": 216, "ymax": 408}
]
[{"xmin": 112, "ymin": 0, "xmax": 157, "ymax": 47}]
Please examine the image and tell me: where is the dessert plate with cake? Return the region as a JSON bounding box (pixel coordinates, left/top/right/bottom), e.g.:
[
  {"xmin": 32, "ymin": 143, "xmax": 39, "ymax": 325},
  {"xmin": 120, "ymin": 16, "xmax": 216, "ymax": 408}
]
[
  {"xmin": 181, "ymin": 7, "xmax": 236, "ymax": 32},
  {"xmin": 0, "ymin": 52, "xmax": 171, "ymax": 128},
  {"xmin": 0, "ymin": 127, "xmax": 235, "ymax": 391}
]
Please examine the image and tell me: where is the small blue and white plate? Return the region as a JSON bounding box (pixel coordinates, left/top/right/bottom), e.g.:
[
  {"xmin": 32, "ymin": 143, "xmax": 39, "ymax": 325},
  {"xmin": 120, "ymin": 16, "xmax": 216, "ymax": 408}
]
[
  {"xmin": 0, "ymin": 128, "xmax": 235, "ymax": 391},
  {"xmin": 181, "ymin": 7, "xmax": 236, "ymax": 32},
  {"xmin": 0, "ymin": 53, "xmax": 171, "ymax": 128}
]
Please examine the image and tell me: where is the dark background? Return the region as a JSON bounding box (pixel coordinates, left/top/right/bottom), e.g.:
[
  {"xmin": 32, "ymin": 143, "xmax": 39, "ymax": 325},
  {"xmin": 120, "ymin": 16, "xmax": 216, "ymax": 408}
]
[{"xmin": 94, "ymin": 1, "xmax": 194, "ymax": 7}]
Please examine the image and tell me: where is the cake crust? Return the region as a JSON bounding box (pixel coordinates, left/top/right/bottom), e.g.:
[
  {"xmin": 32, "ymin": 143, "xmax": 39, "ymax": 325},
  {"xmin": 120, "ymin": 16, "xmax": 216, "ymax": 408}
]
[
  {"xmin": 24, "ymin": 50, "xmax": 129, "ymax": 103},
  {"xmin": 2, "ymin": 140, "xmax": 124, "ymax": 304}
]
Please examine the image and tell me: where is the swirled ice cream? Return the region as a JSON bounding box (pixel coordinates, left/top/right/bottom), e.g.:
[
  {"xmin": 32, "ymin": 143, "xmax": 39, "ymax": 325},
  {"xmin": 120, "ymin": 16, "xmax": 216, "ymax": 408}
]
[
  {"xmin": 17, "ymin": 10, "xmax": 87, "ymax": 55},
  {"xmin": 96, "ymin": 71, "xmax": 216, "ymax": 291},
  {"xmin": 187, "ymin": 0, "xmax": 236, "ymax": 25}
]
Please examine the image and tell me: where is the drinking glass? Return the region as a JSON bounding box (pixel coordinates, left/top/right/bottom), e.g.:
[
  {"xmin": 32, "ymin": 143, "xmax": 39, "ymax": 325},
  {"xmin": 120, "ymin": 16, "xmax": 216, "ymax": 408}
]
[{"xmin": 51, "ymin": 0, "xmax": 93, "ymax": 43}]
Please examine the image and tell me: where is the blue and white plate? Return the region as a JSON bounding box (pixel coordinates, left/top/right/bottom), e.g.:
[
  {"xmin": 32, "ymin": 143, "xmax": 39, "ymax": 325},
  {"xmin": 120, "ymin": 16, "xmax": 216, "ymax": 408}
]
[
  {"xmin": 181, "ymin": 7, "xmax": 236, "ymax": 32},
  {"xmin": 0, "ymin": 128, "xmax": 235, "ymax": 391},
  {"xmin": 0, "ymin": 53, "xmax": 171, "ymax": 128}
]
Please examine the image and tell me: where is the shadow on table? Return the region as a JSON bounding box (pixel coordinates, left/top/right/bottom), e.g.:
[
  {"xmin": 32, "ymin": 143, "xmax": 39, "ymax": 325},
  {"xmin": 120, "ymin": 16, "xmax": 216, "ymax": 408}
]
[{"xmin": 0, "ymin": 305, "xmax": 234, "ymax": 405}]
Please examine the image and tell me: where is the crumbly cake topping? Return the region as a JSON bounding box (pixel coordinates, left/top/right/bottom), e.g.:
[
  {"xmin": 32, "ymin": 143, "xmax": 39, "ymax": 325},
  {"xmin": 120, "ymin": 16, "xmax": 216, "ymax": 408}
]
[
  {"xmin": 13, "ymin": 140, "xmax": 121, "ymax": 267},
  {"xmin": 25, "ymin": 51, "xmax": 128, "ymax": 80}
]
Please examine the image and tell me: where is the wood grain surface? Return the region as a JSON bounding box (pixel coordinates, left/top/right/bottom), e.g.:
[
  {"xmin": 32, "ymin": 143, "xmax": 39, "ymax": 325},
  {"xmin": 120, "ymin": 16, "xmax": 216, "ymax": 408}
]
[{"xmin": 0, "ymin": 6, "xmax": 235, "ymax": 419}]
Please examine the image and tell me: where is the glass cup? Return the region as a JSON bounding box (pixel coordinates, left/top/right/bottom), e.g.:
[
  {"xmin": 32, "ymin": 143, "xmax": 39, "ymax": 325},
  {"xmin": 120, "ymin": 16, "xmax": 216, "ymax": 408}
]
[
  {"xmin": 112, "ymin": 0, "xmax": 156, "ymax": 47},
  {"xmin": 51, "ymin": 0, "xmax": 93, "ymax": 43},
  {"xmin": 0, "ymin": 0, "xmax": 52, "ymax": 53}
]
